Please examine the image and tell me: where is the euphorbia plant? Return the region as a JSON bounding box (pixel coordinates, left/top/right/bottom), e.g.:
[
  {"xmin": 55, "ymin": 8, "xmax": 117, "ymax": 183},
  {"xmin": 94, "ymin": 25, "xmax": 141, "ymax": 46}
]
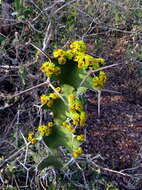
[{"xmin": 28, "ymin": 40, "xmax": 107, "ymax": 168}]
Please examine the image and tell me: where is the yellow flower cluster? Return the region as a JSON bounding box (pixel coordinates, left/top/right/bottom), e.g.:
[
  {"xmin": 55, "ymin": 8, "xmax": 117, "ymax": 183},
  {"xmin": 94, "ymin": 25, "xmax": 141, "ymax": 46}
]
[
  {"xmin": 41, "ymin": 61, "xmax": 61, "ymax": 76},
  {"xmin": 38, "ymin": 122, "xmax": 53, "ymax": 136},
  {"xmin": 53, "ymin": 41, "xmax": 86, "ymax": 64},
  {"xmin": 40, "ymin": 95, "xmax": 52, "ymax": 107},
  {"xmin": 62, "ymin": 121, "xmax": 76, "ymax": 133},
  {"xmin": 64, "ymin": 49, "xmax": 74, "ymax": 60},
  {"xmin": 69, "ymin": 99, "xmax": 83, "ymax": 112},
  {"xmin": 68, "ymin": 93, "xmax": 87, "ymax": 126},
  {"xmin": 76, "ymin": 134, "xmax": 85, "ymax": 141},
  {"xmin": 53, "ymin": 40, "xmax": 105, "ymax": 70},
  {"xmin": 92, "ymin": 71, "xmax": 107, "ymax": 90},
  {"xmin": 72, "ymin": 147, "xmax": 83, "ymax": 158},
  {"xmin": 49, "ymin": 92, "xmax": 59, "ymax": 99},
  {"xmin": 53, "ymin": 49, "xmax": 65, "ymax": 58},
  {"xmin": 28, "ymin": 132, "xmax": 37, "ymax": 144},
  {"xmin": 68, "ymin": 93, "xmax": 76, "ymax": 103},
  {"xmin": 74, "ymin": 53, "xmax": 106, "ymax": 70},
  {"xmin": 40, "ymin": 87, "xmax": 61, "ymax": 107},
  {"xmin": 74, "ymin": 53, "xmax": 98, "ymax": 69},
  {"xmin": 53, "ymin": 49, "xmax": 67, "ymax": 65},
  {"xmin": 94, "ymin": 58, "xmax": 105, "ymax": 65},
  {"xmin": 68, "ymin": 93, "xmax": 84, "ymax": 112},
  {"xmin": 70, "ymin": 41, "xmax": 86, "ymax": 52},
  {"xmin": 47, "ymin": 122, "xmax": 54, "ymax": 127}
]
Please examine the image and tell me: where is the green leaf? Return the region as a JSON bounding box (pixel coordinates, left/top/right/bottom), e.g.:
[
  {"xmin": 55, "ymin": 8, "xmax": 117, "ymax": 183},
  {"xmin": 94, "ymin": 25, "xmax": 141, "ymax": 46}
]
[
  {"xmin": 43, "ymin": 60, "xmax": 90, "ymax": 153},
  {"xmin": 6, "ymin": 186, "xmax": 17, "ymax": 190},
  {"xmin": 62, "ymin": 84, "xmax": 74, "ymax": 100},
  {"xmin": 50, "ymin": 98, "xmax": 67, "ymax": 122},
  {"xmin": 53, "ymin": 59, "xmax": 88, "ymax": 88},
  {"xmin": 79, "ymin": 71, "xmax": 92, "ymax": 89},
  {"xmin": 43, "ymin": 84, "xmax": 81, "ymax": 152},
  {"xmin": 38, "ymin": 155, "xmax": 63, "ymax": 170},
  {"xmin": 49, "ymin": 84, "xmax": 74, "ymax": 122},
  {"xmin": 44, "ymin": 125, "xmax": 67, "ymax": 151},
  {"xmin": 44, "ymin": 124, "xmax": 80, "ymax": 152}
]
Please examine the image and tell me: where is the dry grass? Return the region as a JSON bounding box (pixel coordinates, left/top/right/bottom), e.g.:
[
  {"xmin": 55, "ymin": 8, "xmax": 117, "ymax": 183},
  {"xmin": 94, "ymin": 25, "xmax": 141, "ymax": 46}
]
[{"xmin": 0, "ymin": 0, "xmax": 142, "ymax": 189}]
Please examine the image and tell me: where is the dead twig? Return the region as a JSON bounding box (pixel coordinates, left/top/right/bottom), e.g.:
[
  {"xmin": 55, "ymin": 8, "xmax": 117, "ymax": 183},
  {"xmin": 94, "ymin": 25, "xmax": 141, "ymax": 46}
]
[
  {"xmin": 28, "ymin": 41, "xmax": 52, "ymax": 62},
  {"xmin": 6, "ymin": 80, "xmax": 50, "ymax": 99},
  {"xmin": 80, "ymin": 63, "xmax": 126, "ymax": 87}
]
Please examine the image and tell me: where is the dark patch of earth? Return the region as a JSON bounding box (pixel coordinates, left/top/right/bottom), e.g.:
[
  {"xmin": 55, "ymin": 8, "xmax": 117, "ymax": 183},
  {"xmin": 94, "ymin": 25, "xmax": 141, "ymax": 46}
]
[{"xmin": 83, "ymin": 90, "xmax": 142, "ymax": 189}]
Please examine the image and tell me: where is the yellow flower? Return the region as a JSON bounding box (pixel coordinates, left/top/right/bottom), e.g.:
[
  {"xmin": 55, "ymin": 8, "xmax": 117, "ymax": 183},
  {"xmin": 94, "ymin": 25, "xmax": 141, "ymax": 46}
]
[
  {"xmin": 66, "ymin": 124, "xmax": 76, "ymax": 133},
  {"xmin": 48, "ymin": 122, "xmax": 54, "ymax": 127},
  {"xmin": 62, "ymin": 121, "xmax": 68, "ymax": 127},
  {"xmin": 78, "ymin": 59, "xmax": 86, "ymax": 69},
  {"xmin": 31, "ymin": 138, "xmax": 37, "ymax": 144},
  {"xmin": 95, "ymin": 58, "xmax": 105, "ymax": 64},
  {"xmin": 76, "ymin": 134, "xmax": 85, "ymax": 141},
  {"xmin": 62, "ymin": 122, "xmax": 75, "ymax": 133},
  {"xmin": 85, "ymin": 54, "xmax": 95, "ymax": 66},
  {"xmin": 65, "ymin": 50, "xmax": 74, "ymax": 60},
  {"xmin": 49, "ymin": 92, "xmax": 58, "ymax": 100},
  {"xmin": 93, "ymin": 71, "xmax": 107, "ymax": 90},
  {"xmin": 74, "ymin": 100, "xmax": 83, "ymax": 111},
  {"xmin": 93, "ymin": 77, "xmax": 103, "ymax": 89},
  {"xmin": 72, "ymin": 147, "xmax": 83, "ymax": 158},
  {"xmin": 69, "ymin": 104, "xmax": 76, "ymax": 112},
  {"xmin": 46, "ymin": 67, "xmax": 56, "ymax": 76},
  {"xmin": 41, "ymin": 62, "xmax": 54, "ymax": 73},
  {"xmin": 53, "ymin": 49, "xmax": 65, "ymax": 58},
  {"xmin": 53, "ymin": 66, "xmax": 61, "ymax": 75},
  {"xmin": 40, "ymin": 62, "xmax": 48, "ymax": 73},
  {"xmin": 71, "ymin": 49, "xmax": 80, "ymax": 55},
  {"xmin": 47, "ymin": 100, "xmax": 53, "ymax": 107},
  {"xmin": 99, "ymin": 71, "xmax": 107, "ymax": 82},
  {"xmin": 70, "ymin": 41, "xmax": 86, "ymax": 52},
  {"xmin": 68, "ymin": 93, "xmax": 76, "ymax": 104},
  {"xmin": 40, "ymin": 95, "xmax": 49, "ymax": 105},
  {"xmin": 74, "ymin": 52, "xmax": 85, "ymax": 62},
  {"xmin": 72, "ymin": 112, "xmax": 80, "ymax": 125},
  {"xmin": 28, "ymin": 132, "xmax": 37, "ymax": 144},
  {"xmin": 68, "ymin": 94, "xmax": 86, "ymax": 126},
  {"xmin": 68, "ymin": 94, "xmax": 77, "ymax": 112},
  {"xmin": 58, "ymin": 56, "xmax": 67, "ymax": 65},
  {"xmin": 74, "ymin": 53, "xmax": 96, "ymax": 69},
  {"xmin": 55, "ymin": 87, "xmax": 61, "ymax": 92},
  {"xmin": 41, "ymin": 61, "xmax": 61, "ymax": 76},
  {"xmin": 38, "ymin": 125, "xmax": 52, "ymax": 136}
]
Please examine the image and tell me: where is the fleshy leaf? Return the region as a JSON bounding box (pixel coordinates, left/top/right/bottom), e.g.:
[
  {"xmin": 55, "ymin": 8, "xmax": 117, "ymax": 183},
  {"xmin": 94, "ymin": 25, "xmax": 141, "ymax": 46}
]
[
  {"xmin": 38, "ymin": 155, "xmax": 63, "ymax": 170},
  {"xmin": 50, "ymin": 98, "xmax": 67, "ymax": 122},
  {"xmin": 52, "ymin": 59, "xmax": 90, "ymax": 89},
  {"xmin": 44, "ymin": 124, "xmax": 80, "ymax": 152}
]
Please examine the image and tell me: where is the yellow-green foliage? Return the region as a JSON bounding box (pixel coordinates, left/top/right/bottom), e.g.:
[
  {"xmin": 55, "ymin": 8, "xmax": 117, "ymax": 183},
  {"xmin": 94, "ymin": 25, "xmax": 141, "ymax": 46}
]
[
  {"xmin": 41, "ymin": 61, "xmax": 61, "ymax": 77},
  {"xmin": 40, "ymin": 87, "xmax": 60, "ymax": 107},
  {"xmin": 72, "ymin": 147, "xmax": 84, "ymax": 158},
  {"xmin": 38, "ymin": 124, "xmax": 52, "ymax": 137},
  {"xmin": 68, "ymin": 93, "xmax": 87, "ymax": 126},
  {"xmin": 92, "ymin": 71, "xmax": 107, "ymax": 90},
  {"xmin": 28, "ymin": 132, "xmax": 37, "ymax": 144},
  {"xmin": 28, "ymin": 40, "xmax": 107, "ymax": 166}
]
